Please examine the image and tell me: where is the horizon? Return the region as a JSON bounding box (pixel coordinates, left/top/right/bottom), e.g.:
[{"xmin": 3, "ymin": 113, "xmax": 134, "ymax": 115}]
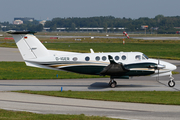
[
  {"xmin": 0, "ymin": 0, "xmax": 180, "ymax": 23},
  {"xmin": 1, "ymin": 14, "xmax": 178, "ymax": 23}
]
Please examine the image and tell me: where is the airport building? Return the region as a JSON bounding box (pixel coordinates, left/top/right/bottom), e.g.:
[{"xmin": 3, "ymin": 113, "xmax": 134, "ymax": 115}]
[
  {"xmin": 13, "ymin": 20, "xmax": 23, "ymax": 25},
  {"xmin": 44, "ymin": 27, "xmax": 125, "ymax": 32},
  {"xmin": 13, "ymin": 17, "xmax": 34, "ymax": 25}
]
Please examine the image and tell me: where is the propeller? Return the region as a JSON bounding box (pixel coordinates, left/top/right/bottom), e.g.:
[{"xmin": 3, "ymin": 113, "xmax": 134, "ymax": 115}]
[
  {"xmin": 149, "ymin": 56, "xmax": 165, "ymax": 80},
  {"xmin": 156, "ymin": 58, "xmax": 165, "ymax": 80},
  {"xmin": 158, "ymin": 59, "xmax": 160, "ymax": 80}
]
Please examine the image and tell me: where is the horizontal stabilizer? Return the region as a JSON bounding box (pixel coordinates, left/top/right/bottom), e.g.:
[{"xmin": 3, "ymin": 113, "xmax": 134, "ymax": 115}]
[{"xmin": 7, "ymin": 30, "xmax": 36, "ymax": 35}]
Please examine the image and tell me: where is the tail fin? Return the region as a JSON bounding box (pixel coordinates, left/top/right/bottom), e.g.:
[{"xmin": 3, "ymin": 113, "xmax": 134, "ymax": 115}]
[{"xmin": 7, "ymin": 31, "xmax": 49, "ymax": 60}]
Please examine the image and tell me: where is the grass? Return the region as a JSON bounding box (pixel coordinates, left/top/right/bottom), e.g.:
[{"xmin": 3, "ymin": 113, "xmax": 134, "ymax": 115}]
[
  {"xmin": 17, "ymin": 90, "xmax": 180, "ymax": 105},
  {"xmin": 1, "ymin": 40, "xmax": 180, "ymax": 59},
  {"xmin": 0, "ymin": 109, "xmax": 121, "ymax": 120},
  {"xmin": 0, "ymin": 62, "xmax": 104, "ymax": 80}
]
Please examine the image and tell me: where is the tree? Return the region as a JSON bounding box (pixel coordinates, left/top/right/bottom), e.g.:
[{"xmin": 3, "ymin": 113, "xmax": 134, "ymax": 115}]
[
  {"xmin": 70, "ymin": 23, "xmax": 76, "ymax": 31},
  {"xmin": 50, "ymin": 24, "xmax": 57, "ymax": 31}
]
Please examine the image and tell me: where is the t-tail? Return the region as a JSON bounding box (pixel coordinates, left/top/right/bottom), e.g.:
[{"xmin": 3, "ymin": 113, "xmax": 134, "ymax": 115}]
[{"xmin": 7, "ymin": 30, "xmax": 49, "ymax": 60}]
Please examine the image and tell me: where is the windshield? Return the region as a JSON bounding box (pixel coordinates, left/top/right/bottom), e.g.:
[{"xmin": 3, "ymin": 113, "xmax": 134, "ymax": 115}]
[{"xmin": 143, "ymin": 54, "xmax": 149, "ymax": 59}]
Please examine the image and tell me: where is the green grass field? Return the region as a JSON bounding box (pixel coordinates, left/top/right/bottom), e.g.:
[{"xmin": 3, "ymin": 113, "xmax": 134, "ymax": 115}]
[
  {"xmin": 0, "ymin": 41, "xmax": 180, "ymax": 59},
  {"xmin": 17, "ymin": 90, "xmax": 180, "ymax": 105},
  {"xmin": 0, "ymin": 62, "xmax": 104, "ymax": 80}
]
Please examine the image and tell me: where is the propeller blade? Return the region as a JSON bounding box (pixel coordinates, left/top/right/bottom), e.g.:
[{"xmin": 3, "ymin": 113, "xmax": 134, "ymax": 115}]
[
  {"xmin": 158, "ymin": 69, "xmax": 159, "ymax": 80},
  {"xmin": 158, "ymin": 54, "xmax": 160, "ymax": 80}
]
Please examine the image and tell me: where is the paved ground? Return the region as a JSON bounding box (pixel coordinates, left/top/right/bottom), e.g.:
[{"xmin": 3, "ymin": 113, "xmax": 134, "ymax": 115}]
[
  {"xmin": 0, "ymin": 76, "xmax": 180, "ymax": 91},
  {"xmin": 0, "ymin": 47, "xmax": 23, "ymax": 61},
  {"xmin": 1, "ymin": 47, "xmax": 180, "ymax": 120},
  {"xmin": 1, "ymin": 92, "xmax": 180, "ymax": 120}
]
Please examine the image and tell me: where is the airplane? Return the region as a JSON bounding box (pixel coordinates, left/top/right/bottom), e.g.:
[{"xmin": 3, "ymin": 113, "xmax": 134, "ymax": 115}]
[{"xmin": 7, "ymin": 30, "xmax": 177, "ymax": 88}]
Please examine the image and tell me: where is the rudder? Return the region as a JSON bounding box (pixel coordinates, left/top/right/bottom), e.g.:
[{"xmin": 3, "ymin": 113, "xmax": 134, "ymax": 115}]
[{"xmin": 7, "ymin": 31, "xmax": 49, "ymax": 60}]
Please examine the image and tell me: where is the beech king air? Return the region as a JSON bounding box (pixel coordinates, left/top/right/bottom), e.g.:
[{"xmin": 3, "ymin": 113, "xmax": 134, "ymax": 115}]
[{"xmin": 7, "ymin": 30, "xmax": 177, "ymax": 88}]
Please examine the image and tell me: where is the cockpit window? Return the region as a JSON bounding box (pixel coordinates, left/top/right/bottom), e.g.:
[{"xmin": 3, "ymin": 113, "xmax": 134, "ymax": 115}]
[
  {"xmin": 135, "ymin": 55, "xmax": 141, "ymax": 60},
  {"xmin": 143, "ymin": 54, "xmax": 149, "ymax": 59}
]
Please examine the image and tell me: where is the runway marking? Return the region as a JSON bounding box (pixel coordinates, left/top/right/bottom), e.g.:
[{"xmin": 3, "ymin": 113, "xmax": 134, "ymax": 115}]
[{"xmin": 0, "ymin": 99, "xmax": 149, "ymax": 113}]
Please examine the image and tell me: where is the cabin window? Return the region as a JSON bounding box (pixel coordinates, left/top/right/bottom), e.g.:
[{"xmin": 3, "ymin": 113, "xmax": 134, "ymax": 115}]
[
  {"xmin": 135, "ymin": 55, "xmax": 141, "ymax": 60},
  {"xmin": 143, "ymin": 54, "xmax": 149, "ymax": 59},
  {"xmin": 95, "ymin": 56, "xmax": 100, "ymax": 61},
  {"xmin": 73, "ymin": 57, "xmax": 78, "ymax": 61},
  {"xmin": 102, "ymin": 56, "xmax": 107, "ymax": 61},
  {"xmin": 121, "ymin": 55, "xmax": 126, "ymax": 60},
  {"xmin": 85, "ymin": 56, "xmax": 90, "ymax": 61},
  {"xmin": 142, "ymin": 56, "xmax": 146, "ymax": 60},
  {"xmin": 115, "ymin": 56, "xmax": 119, "ymax": 61}
]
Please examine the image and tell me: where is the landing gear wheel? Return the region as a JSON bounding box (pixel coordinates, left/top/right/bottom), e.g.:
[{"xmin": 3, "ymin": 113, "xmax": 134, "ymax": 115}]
[
  {"xmin": 168, "ymin": 80, "xmax": 175, "ymax": 87},
  {"xmin": 109, "ymin": 78, "xmax": 117, "ymax": 88},
  {"xmin": 114, "ymin": 81, "xmax": 117, "ymax": 86},
  {"xmin": 110, "ymin": 82, "xmax": 116, "ymax": 88}
]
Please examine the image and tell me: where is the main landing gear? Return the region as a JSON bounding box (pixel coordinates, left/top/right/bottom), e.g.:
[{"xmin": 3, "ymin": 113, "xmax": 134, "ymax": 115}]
[
  {"xmin": 109, "ymin": 78, "xmax": 117, "ymax": 88},
  {"xmin": 168, "ymin": 75, "xmax": 175, "ymax": 87}
]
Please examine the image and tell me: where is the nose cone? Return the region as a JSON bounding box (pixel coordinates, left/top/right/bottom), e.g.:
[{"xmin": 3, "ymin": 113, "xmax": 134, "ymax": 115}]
[
  {"xmin": 170, "ymin": 63, "xmax": 177, "ymax": 71},
  {"xmin": 160, "ymin": 60, "xmax": 177, "ymax": 71}
]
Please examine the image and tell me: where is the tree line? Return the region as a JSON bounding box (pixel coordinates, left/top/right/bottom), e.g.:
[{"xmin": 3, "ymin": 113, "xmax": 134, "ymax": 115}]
[{"xmin": 1, "ymin": 15, "xmax": 180, "ymax": 33}]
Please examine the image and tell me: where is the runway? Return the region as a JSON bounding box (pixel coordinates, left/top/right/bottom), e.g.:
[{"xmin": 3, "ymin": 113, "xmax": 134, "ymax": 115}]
[{"xmin": 1, "ymin": 47, "xmax": 180, "ymax": 120}]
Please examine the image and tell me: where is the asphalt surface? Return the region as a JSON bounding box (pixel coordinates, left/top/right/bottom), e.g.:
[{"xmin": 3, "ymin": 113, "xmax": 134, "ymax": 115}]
[
  {"xmin": 1, "ymin": 47, "xmax": 180, "ymax": 120},
  {"xmin": 1, "ymin": 92, "xmax": 180, "ymax": 120},
  {"xmin": 0, "ymin": 76, "xmax": 180, "ymax": 91},
  {"xmin": 0, "ymin": 47, "xmax": 23, "ymax": 61}
]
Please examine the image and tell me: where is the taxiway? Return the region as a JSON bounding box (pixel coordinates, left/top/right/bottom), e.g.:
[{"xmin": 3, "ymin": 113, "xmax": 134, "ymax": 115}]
[{"xmin": 0, "ymin": 92, "xmax": 180, "ymax": 120}]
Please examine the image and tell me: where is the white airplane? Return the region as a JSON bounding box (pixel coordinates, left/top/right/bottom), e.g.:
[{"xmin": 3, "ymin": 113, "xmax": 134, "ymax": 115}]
[{"xmin": 7, "ymin": 30, "xmax": 177, "ymax": 88}]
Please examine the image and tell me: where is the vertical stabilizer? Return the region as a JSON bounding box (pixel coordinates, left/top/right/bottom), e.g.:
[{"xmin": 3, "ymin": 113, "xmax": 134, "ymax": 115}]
[{"xmin": 7, "ymin": 31, "xmax": 49, "ymax": 60}]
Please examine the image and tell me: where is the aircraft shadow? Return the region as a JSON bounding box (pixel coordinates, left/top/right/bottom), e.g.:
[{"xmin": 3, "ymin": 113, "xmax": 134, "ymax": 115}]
[{"xmin": 88, "ymin": 82, "xmax": 152, "ymax": 89}]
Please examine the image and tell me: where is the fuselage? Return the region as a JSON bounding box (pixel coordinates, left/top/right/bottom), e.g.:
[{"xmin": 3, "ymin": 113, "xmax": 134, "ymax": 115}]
[
  {"xmin": 25, "ymin": 51, "xmax": 176, "ymax": 78},
  {"xmin": 7, "ymin": 30, "xmax": 177, "ymax": 87}
]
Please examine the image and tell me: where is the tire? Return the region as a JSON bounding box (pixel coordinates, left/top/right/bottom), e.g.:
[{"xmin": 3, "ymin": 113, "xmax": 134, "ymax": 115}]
[
  {"xmin": 114, "ymin": 81, "xmax": 117, "ymax": 85},
  {"xmin": 168, "ymin": 80, "xmax": 175, "ymax": 87},
  {"xmin": 110, "ymin": 82, "xmax": 116, "ymax": 88}
]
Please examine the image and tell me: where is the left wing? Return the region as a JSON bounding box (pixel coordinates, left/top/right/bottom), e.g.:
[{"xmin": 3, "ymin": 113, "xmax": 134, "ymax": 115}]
[{"xmin": 100, "ymin": 55, "xmax": 129, "ymax": 76}]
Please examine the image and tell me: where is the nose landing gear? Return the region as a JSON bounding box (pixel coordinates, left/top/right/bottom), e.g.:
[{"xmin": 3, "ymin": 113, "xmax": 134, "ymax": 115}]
[{"xmin": 168, "ymin": 75, "xmax": 175, "ymax": 87}]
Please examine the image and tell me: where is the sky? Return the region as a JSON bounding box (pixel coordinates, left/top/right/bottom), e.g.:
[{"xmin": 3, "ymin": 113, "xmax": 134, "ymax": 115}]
[{"xmin": 1, "ymin": 0, "xmax": 180, "ymax": 23}]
